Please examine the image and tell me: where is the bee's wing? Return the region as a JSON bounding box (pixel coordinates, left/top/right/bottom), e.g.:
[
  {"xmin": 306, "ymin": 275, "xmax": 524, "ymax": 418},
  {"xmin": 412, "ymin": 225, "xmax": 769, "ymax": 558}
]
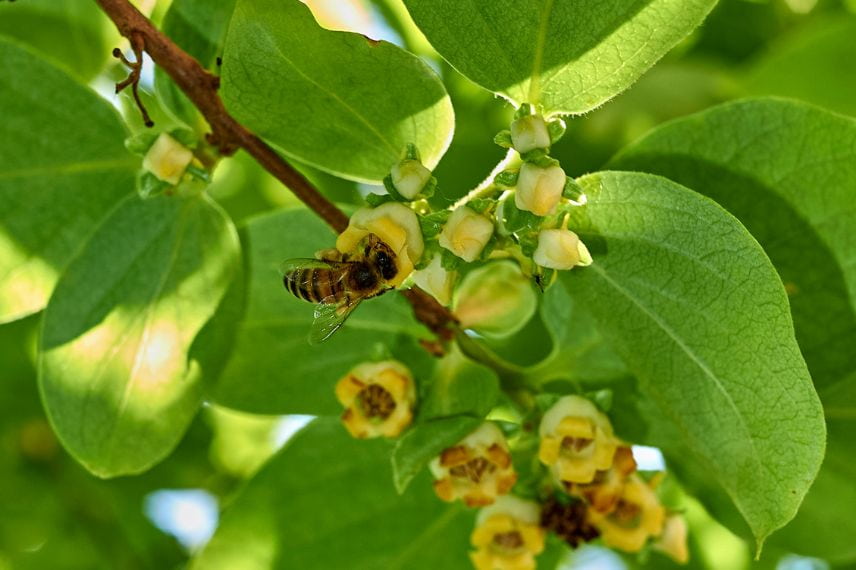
[
  {"xmin": 279, "ymin": 257, "xmax": 344, "ymax": 277},
  {"xmin": 308, "ymin": 293, "xmax": 364, "ymax": 345}
]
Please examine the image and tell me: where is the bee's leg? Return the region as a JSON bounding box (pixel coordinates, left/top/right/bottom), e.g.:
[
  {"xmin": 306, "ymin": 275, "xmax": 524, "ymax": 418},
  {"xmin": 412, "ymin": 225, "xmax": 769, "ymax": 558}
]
[{"xmin": 315, "ymin": 248, "xmax": 343, "ymax": 262}]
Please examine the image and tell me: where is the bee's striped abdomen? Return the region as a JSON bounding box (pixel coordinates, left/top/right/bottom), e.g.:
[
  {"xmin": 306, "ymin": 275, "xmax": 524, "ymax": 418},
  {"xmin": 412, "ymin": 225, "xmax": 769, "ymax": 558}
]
[{"xmin": 284, "ymin": 268, "xmax": 343, "ymax": 304}]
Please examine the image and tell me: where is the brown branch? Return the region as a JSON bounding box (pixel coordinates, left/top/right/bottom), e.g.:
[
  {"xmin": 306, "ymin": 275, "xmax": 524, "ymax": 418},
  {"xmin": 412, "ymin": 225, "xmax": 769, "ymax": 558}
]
[{"xmin": 94, "ymin": 0, "xmax": 457, "ymax": 342}]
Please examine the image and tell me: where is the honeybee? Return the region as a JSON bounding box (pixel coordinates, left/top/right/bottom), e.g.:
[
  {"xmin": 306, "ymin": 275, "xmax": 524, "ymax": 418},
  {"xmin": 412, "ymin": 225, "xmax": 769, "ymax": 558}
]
[{"xmin": 281, "ymin": 233, "xmax": 399, "ymax": 344}]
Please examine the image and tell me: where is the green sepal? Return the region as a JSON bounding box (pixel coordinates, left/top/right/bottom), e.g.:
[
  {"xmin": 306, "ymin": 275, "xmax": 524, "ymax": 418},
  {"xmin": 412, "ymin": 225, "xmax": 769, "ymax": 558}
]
[
  {"xmin": 124, "ymin": 132, "xmax": 159, "ymax": 156},
  {"xmin": 518, "ymin": 231, "xmax": 539, "ymax": 257},
  {"xmin": 521, "ymin": 148, "xmax": 559, "ymax": 167},
  {"xmin": 467, "ymin": 198, "xmax": 494, "ymax": 214},
  {"xmin": 186, "ymin": 163, "xmax": 211, "ymax": 183},
  {"xmin": 382, "ymin": 174, "xmax": 410, "ymax": 202},
  {"xmin": 547, "ymin": 118, "xmax": 567, "ymax": 144},
  {"xmin": 494, "ymin": 170, "xmax": 519, "ymax": 187},
  {"xmin": 419, "ymin": 210, "xmax": 451, "ymax": 239},
  {"xmin": 500, "ymin": 195, "xmax": 542, "ymax": 234},
  {"xmin": 365, "ymin": 193, "xmax": 396, "ymax": 207},
  {"xmin": 169, "ymin": 127, "xmax": 199, "ymax": 148},
  {"xmin": 420, "ymin": 175, "xmax": 438, "ymax": 200},
  {"xmin": 136, "ymin": 171, "xmax": 171, "ymax": 199},
  {"xmin": 494, "ymin": 129, "xmax": 513, "ymax": 149},
  {"xmin": 403, "ymin": 142, "xmax": 421, "ymax": 161},
  {"xmin": 535, "ymin": 393, "xmax": 563, "ymax": 413},
  {"xmin": 534, "ymin": 268, "xmax": 558, "ymax": 292},
  {"xmin": 586, "ymin": 389, "xmax": 614, "ymax": 413},
  {"xmin": 478, "ymin": 234, "xmax": 499, "ymax": 262},
  {"xmin": 414, "ymin": 242, "xmax": 442, "ymax": 270},
  {"xmin": 514, "ymin": 103, "xmax": 536, "ymax": 120},
  {"xmin": 562, "ymin": 177, "xmax": 585, "ymax": 200},
  {"xmin": 441, "ymin": 248, "xmax": 464, "ymax": 271}
]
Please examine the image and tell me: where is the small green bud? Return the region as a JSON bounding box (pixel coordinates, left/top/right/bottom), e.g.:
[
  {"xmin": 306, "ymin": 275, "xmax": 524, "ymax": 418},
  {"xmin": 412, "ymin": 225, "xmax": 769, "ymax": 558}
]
[{"xmin": 453, "ymin": 260, "xmax": 538, "ymax": 339}]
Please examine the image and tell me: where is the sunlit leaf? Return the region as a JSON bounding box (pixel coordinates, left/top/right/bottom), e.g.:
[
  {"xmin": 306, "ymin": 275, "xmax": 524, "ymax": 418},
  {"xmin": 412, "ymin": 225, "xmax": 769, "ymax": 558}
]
[
  {"xmin": 39, "ymin": 194, "xmax": 240, "ymax": 477},
  {"xmin": 221, "ymin": 0, "xmax": 454, "ymax": 182}
]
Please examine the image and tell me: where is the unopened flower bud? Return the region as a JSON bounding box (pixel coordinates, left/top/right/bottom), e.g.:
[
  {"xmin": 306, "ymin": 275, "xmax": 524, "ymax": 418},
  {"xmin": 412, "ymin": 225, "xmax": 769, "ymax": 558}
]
[
  {"xmin": 533, "ymin": 229, "xmax": 592, "ymax": 270},
  {"xmin": 515, "ymin": 163, "xmax": 566, "ymax": 216},
  {"xmin": 390, "ymin": 159, "xmax": 433, "ymax": 200},
  {"xmin": 586, "ymin": 474, "xmax": 666, "ymax": 553},
  {"xmin": 430, "ymin": 422, "xmax": 517, "ymax": 507},
  {"xmin": 439, "ymin": 206, "xmax": 495, "ymax": 263},
  {"xmin": 143, "ymin": 133, "xmax": 194, "ymax": 185},
  {"xmin": 336, "ymin": 202, "xmax": 424, "ymax": 286},
  {"xmin": 335, "ymin": 360, "xmax": 415, "ymax": 439},
  {"xmin": 470, "ymin": 495, "xmax": 545, "ymax": 570},
  {"xmin": 511, "ymin": 114, "xmax": 551, "ymax": 154},
  {"xmin": 538, "ymin": 396, "xmax": 619, "ymax": 484},
  {"xmin": 454, "ymin": 261, "xmax": 537, "ymax": 338},
  {"xmin": 653, "ymin": 515, "xmax": 689, "ymax": 564},
  {"xmin": 412, "ymin": 255, "xmax": 456, "ymax": 306}
]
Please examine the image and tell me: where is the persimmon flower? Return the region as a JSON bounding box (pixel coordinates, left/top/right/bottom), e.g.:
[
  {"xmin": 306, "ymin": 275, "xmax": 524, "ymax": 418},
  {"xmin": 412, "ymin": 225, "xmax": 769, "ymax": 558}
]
[
  {"xmin": 587, "ymin": 474, "xmax": 666, "ymax": 553},
  {"xmin": 533, "ymin": 229, "xmax": 592, "ymax": 270},
  {"xmin": 336, "ymin": 202, "xmax": 424, "ymax": 286},
  {"xmin": 538, "ymin": 396, "xmax": 618, "ymax": 484},
  {"xmin": 430, "ymin": 422, "xmax": 517, "ymax": 507},
  {"xmin": 510, "ymin": 113, "xmax": 550, "ymax": 154},
  {"xmin": 334, "ymin": 360, "xmax": 415, "ymax": 439},
  {"xmin": 515, "ymin": 163, "xmax": 566, "ymax": 216},
  {"xmin": 653, "ymin": 514, "xmax": 689, "ymax": 564},
  {"xmin": 391, "ymin": 158, "xmax": 432, "ymax": 199},
  {"xmin": 470, "ymin": 495, "xmax": 545, "ymax": 570},
  {"xmin": 439, "ymin": 206, "xmax": 495, "ymax": 262},
  {"xmin": 143, "ymin": 133, "xmax": 194, "ymax": 184},
  {"xmin": 412, "ymin": 255, "xmax": 457, "ymax": 306},
  {"xmin": 565, "ymin": 446, "xmax": 637, "ymax": 513}
]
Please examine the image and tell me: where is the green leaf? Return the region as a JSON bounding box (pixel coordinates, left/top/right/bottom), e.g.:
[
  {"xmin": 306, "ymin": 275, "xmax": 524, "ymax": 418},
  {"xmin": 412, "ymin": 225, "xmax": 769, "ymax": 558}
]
[
  {"xmin": 39, "ymin": 194, "xmax": 240, "ymax": 477},
  {"xmin": 563, "ymin": 171, "xmax": 825, "ymax": 546},
  {"xmin": 0, "ymin": 39, "xmax": 136, "ymax": 323},
  {"xmin": 610, "ymin": 98, "xmax": 856, "ymax": 391},
  {"xmin": 419, "ymin": 346, "xmax": 500, "ymax": 419},
  {"xmin": 221, "ymin": 0, "xmax": 454, "ymax": 183},
  {"xmin": 209, "ymin": 208, "xmax": 427, "ymax": 415},
  {"xmin": 392, "ymin": 415, "xmax": 482, "ymax": 494},
  {"xmin": 192, "ymin": 419, "xmax": 473, "ymax": 570},
  {"xmin": 0, "ymin": 1, "xmax": 115, "ymax": 81},
  {"xmin": 155, "ymin": 0, "xmax": 237, "ymax": 126},
  {"xmin": 403, "ymin": 0, "xmax": 717, "ymax": 114},
  {"xmin": 742, "ymin": 17, "xmax": 856, "ymax": 118}
]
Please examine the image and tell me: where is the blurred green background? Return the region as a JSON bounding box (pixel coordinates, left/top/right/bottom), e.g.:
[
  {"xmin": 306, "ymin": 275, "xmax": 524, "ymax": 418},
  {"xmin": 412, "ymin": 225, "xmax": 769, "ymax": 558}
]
[{"xmin": 1, "ymin": 0, "xmax": 855, "ymax": 568}]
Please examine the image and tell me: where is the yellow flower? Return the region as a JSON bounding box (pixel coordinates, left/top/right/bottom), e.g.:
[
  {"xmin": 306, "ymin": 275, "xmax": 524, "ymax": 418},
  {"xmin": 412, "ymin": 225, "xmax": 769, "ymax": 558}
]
[
  {"xmin": 334, "ymin": 360, "xmax": 415, "ymax": 439},
  {"xmin": 439, "ymin": 206, "xmax": 495, "ymax": 262},
  {"xmin": 515, "ymin": 163, "xmax": 566, "ymax": 216},
  {"xmin": 653, "ymin": 514, "xmax": 689, "ymax": 564},
  {"xmin": 532, "ymin": 229, "xmax": 592, "ymax": 270},
  {"xmin": 587, "ymin": 474, "xmax": 666, "ymax": 553},
  {"xmin": 565, "ymin": 446, "xmax": 637, "ymax": 514},
  {"xmin": 538, "ymin": 396, "xmax": 618, "ymax": 484},
  {"xmin": 336, "ymin": 202, "xmax": 424, "ymax": 287},
  {"xmin": 430, "ymin": 422, "xmax": 517, "ymax": 507},
  {"xmin": 510, "ymin": 114, "xmax": 550, "ymax": 154},
  {"xmin": 142, "ymin": 133, "xmax": 194, "ymax": 185},
  {"xmin": 412, "ymin": 255, "xmax": 457, "ymax": 306},
  {"xmin": 470, "ymin": 495, "xmax": 545, "ymax": 570}
]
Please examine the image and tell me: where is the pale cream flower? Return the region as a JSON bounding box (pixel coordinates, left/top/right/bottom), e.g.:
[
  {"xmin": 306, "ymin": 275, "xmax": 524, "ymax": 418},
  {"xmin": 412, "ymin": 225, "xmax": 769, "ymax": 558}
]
[
  {"xmin": 430, "ymin": 422, "xmax": 517, "ymax": 507},
  {"xmin": 142, "ymin": 133, "xmax": 194, "ymax": 184},
  {"xmin": 533, "ymin": 229, "xmax": 592, "ymax": 270},
  {"xmin": 587, "ymin": 474, "xmax": 666, "ymax": 553},
  {"xmin": 336, "ymin": 202, "xmax": 424, "ymax": 286},
  {"xmin": 538, "ymin": 396, "xmax": 618, "ymax": 484},
  {"xmin": 390, "ymin": 158, "xmax": 432, "ymax": 199},
  {"xmin": 515, "ymin": 163, "xmax": 565, "ymax": 216},
  {"xmin": 470, "ymin": 496, "xmax": 546, "ymax": 570},
  {"xmin": 510, "ymin": 114, "xmax": 550, "ymax": 154},
  {"xmin": 439, "ymin": 206, "xmax": 495, "ymax": 262},
  {"xmin": 334, "ymin": 360, "xmax": 415, "ymax": 439},
  {"xmin": 653, "ymin": 514, "xmax": 689, "ymax": 564},
  {"xmin": 412, "ymin": 255, "xmax": 456, "ymax": 306}
]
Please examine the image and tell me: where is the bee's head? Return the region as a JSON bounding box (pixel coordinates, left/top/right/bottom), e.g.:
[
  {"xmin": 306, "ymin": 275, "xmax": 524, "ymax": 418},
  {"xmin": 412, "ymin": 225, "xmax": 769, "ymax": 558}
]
[{"xmin": 363, "ymin": 234, "xmax": 399, "ymax": 282}]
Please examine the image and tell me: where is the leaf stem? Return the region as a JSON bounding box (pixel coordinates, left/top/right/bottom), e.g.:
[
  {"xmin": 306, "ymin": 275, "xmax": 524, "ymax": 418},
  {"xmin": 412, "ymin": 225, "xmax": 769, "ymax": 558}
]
[{"xmin": 450, "ymin": 149, "xmax": 518, "ymax": 210}]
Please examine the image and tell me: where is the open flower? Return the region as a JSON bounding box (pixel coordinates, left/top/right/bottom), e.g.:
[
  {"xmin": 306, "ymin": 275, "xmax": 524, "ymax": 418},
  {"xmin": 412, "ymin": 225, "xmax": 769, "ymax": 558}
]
[
  {"xmin": 439, "ymin": 206, "xmax": 495, "ymax": 262},
  {"xmin": 470, "ymin": 495, "xmax": 545, "ymax": 570},
  {"xmin": 142, "ymin": 133, "xmax": 194, "ymax": 184},
  {"xmin": 538, "ymin": 396, "xmax": 619, "ymax": 484},
  {"xmin": 430, "ymin": 422, "xmax": 517, "ymax": 507},
  {"xmin": 336, "ymin": 202, "xmax": 424, "ymax": 286},
  {"xmin": 412, "ymin": 255, "xmax": 457, "ymax": 306},
  {"xmin": 533, "ymin": 229, "xmax": 592, "ymax": 270},
  {"xmin": 564, "ymin": 446, "xmax": 637, "ymax": 513},
  {"xmin": 653, "ymin": 514, "xmax": 689, "ymax": 564},
  {"xmin": 515, "ymin": 163, "xmax": 566, "ymax": 216},
  {"xmin": 511, "ymin": 113, "xmax": 550, "ymax": 154},
  {"xmin": 587, "ymin": 474, "xmax": 666, "ymax": 552},
  {"xmin": 334, "ymin": 360, "xmax": 415, "ymax": 439}
]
